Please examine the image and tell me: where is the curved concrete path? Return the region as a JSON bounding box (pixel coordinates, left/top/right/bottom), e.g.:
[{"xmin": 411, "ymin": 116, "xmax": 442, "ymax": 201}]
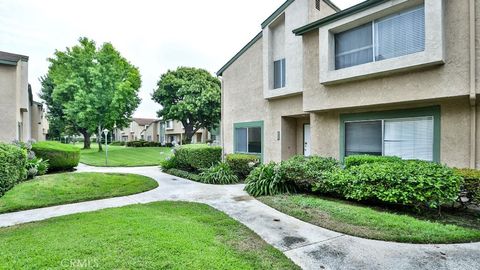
[{"xmin": 0, "ymin": 164, "xmax": 479, "ymax": 270}]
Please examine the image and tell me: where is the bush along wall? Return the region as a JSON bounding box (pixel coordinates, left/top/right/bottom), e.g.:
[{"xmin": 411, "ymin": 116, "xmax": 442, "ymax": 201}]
[
  {"xmin": 174, "ymin": 144, "xmax": 222, "ymax": 172},
  {"xmin": 225, "ymin": 154, "xmax": 259, "ymax": 179},
  {"xmin": 0, "ymin": 142, "xmax": 28, "ymax": 197},
  {"xmin": 32, "ymin": 141, "xmax": 80, "ymax": 171},
  {"xmin": 455, "ymin": 168, "xmax": 480, "ymax": 207}
]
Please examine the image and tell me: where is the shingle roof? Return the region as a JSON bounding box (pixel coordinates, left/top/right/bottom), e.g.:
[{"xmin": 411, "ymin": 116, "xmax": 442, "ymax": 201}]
[
  {"xmin": 0, "ymin": 51, "xmax": 29, "ymax": 64},
  {"xmin": 132, "ymin": 118, "xmax": 159, "ymax": 126}
]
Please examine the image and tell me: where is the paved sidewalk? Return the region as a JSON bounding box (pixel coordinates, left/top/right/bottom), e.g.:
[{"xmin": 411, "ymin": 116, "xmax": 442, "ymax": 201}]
[{"xmin": 1, "ymin": 164, "xmax": 479, "ymax": 270}]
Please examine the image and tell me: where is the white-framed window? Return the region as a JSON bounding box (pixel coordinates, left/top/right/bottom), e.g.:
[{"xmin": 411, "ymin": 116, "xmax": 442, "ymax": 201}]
[
  {"xmin": 335, "ymin": 5, "xmax": 425, "ymax": 70},
  {"xmin": 273, "ymin": 58, "xmax": 286, "ymax": 89},
  {"xmin": 166, "ymin": 120, "xmax": 173, "ymax": 129},
  {"xmin": 235, "ymin": 127, "xmax": 262, "ymax": 154},
  {"xmin": 345, "ymin": 116, "xmax": 434, "ymax": 161}
]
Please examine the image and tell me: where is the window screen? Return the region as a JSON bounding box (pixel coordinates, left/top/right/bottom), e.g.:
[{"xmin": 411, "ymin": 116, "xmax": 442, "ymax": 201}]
[
  {"xmin": 375, "ymin": 5, "xmax": 425, "ymax": 61},
  {"xmin": 335, "ymin": 23, "xmax": 373, "ymax": 70},
  {"xmin": 345, "ymin": 121, "xmax": 382, "ymax": 156},
  {"xmin": 274, "ymin": 58, "xmax": 286, "ymax": 89},
  {"xmin": 248, "ymin": 127, "xmax": 262, "ymax": 153},
  {"xmin": 384, "ymin": 117, "xmax": 433, "ymax": 161},
  {"xmin": 235, "ymin": 128, "xmax": 248, "ymax": 153}
]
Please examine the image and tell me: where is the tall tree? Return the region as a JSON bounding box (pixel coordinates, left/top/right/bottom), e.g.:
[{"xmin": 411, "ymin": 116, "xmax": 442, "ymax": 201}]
[
  {"xmin": 152, "ymin": 67, "xmax": 221, "ymax": 143},
  {"xmin": 41, "ymin": 37, "xmax": 141, "ymax": 150}
]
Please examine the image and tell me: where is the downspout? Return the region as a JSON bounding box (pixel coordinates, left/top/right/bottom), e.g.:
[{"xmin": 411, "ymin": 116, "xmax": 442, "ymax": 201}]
[
  {"xmin": 219, "ymin": 76, "xmax": 225, "ymax": 162},
  {"xmin": 469, "ymin": 0, "xmax": 477, "ymax": 168}
]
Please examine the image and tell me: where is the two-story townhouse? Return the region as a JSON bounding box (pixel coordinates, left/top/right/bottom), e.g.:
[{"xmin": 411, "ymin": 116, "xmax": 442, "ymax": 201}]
[
  {"xmin": 0, "ymin": 51, "xmax": 32, "ymax": 142},
  {"xmin": 163, "ymin": 120, "xmax": 211, "ymax": 144},
  {"xmin": 114, "ymin": 118, "xmax": 160, "ymax": 142},
  {"xmin": 218, "ymin": 0, "xmax": 479, "ymax": 169},
  {"xmin": 29, "ymin": 88, "xmax": 49, "ymax": 141}
]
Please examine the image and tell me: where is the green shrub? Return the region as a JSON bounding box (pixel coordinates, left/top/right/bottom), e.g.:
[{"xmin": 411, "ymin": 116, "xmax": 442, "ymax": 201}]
[
  {"xmin": 319, "ymin": 160, "xmax": 461, "ymax": 209},
  {"xmin": 26, "ymin": 158, "xmax": 49, "ymax": 178},
  {"xmin": 174, "ymin": 144, "xmax": 222, "ymax": 172},
  {"xmin": 344, "ymin": 155, "xmax": 402, "ymax": 168},
  {"xmin": 199, "ymin": 163, "xmax": 239, "ymax": 184},
  {"xmin": 110, "ymin": 141, "xmax": 125, "ymax": 146},
  {"xmin": 278, "ymin": 155, "xmax": 340, "ymax": 191},
  {"xmin": 455, "ymin": 168, "xmax": 480, "ymax": 206},
  {"xmin": 160, "ymin": 156, "xmax": 178, "ymax": 170},
  {"xmin": 244, "ymin": 162, "xmax": 297, "ymax": 197},
  {"xmin": 0, "ymin": 143, "xmax": 27, "ymax": 197},
  {"xmin": 225, "ymin": 154, "xmax": 259, "ymax": 179},
  {"xmin": 32, "ymin": 141, "xmax": 80, "ymax": 171},
  {"xmin": 164, "ymin": 168, "xmax": 201, "ymax": 182}
]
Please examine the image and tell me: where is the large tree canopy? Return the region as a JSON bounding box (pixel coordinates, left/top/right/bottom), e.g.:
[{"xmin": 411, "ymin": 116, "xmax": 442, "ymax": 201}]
[
  {"xmin": 41, "ymin": 37, "xmax": 141, "ymax": 149},
  {"xmin": 152, "ymin": 67, "xmax": 221, "ymax": 143}
]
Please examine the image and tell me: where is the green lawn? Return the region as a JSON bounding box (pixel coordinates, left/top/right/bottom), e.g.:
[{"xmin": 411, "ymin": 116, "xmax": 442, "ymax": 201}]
[
  {"xmin": 79, "ymin": 145, "xmax": 172, "ymax": 167},
  {"xmin": 259, "ymin": 195, "xmax": 480, "ymax": 244},
  {"xmin": 0, "ymin": 173, "xmax": 158, "ymax": 214},
  {"xmin": 0, "ymin": 202, "xmax": 299, "ymax": 269}
]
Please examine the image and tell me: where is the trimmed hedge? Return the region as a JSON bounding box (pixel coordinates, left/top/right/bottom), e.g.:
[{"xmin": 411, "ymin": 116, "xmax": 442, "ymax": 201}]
[
  {"xmin": 226, "ymin": 154, "xmax": 259, "ymax": 179},
  {"xmin": 32, "ymin": 141, "xmax": 80, "ymax": 171},
  {"xmin": 126, "ymin": 140, "xmax": 162, "ymax": 147},
  {"xmin": 0, "ymin": 143, "xmax": 27, "ymax": 197},
  {"xmin": 318, "ymin": 159, "xmax": 461, "ymax": 209},
  {"xmin": 174, "ymin": 144, "xmax": 222, "ymax": 172},
  {"xmin": 455, "ymin": 168, "xmax": 480, "ymax": 206},
  {"xmin": 344, "ymin": 155, "xmax": 402, "ymax": 168}
]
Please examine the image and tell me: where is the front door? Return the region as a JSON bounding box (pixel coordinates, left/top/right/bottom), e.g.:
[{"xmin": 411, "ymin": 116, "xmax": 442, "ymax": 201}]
[{"xmin": 304, "ymin": 124, "xmax": 311, "ymax": 156}]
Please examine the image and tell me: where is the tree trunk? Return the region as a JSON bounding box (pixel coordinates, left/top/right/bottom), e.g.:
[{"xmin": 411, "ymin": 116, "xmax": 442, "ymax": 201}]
[
  {"xmin": 97, "ymin": 125, "xmax": 103, "ymax": 152},
  {"xmin": 81, "ymin": 130, "xmax": 91, "ymax": 149},
  {"xmin": 182, "ymin": 122, "xmax": 195, "ymax": 144}
]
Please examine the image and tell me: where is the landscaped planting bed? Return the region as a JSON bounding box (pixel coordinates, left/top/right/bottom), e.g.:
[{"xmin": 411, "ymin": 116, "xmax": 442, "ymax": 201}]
[
  {"xmin": 0, "ymin": 172, "xmax": 158, "ymax": 213},
  {"xmin": 0, "ymin": 202, "xmax": 299, "ymax": 269}
]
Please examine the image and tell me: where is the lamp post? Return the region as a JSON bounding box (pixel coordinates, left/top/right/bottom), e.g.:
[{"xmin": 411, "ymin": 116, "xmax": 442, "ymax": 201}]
[{"xmin": 103, "ymin": 129, "xmax": 109, "ymax": 166}]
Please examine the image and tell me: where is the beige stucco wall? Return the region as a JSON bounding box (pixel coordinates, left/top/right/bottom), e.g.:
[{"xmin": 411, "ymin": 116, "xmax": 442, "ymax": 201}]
[
  {"xmin": 0, "ymin": 64, "xmax": 17, "ymax": 142},
  {"xmin": 30, "ymin": 103, "xmax": 48, "ymax": 141},
  {"xmin": 303, "ymin": 0, "xmax": 473, "ymax": 112}
]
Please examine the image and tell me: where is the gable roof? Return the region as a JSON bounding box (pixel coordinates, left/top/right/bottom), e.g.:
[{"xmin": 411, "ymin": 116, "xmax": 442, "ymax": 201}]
[
  {"xmin": 293, "ymin": 0, "xmax": 388, "ymax": 36},
  {"xmin": 132, "ymin": 118, "xmax": 159, "ymax": 126},
  {"xmin": 217, "ymin": 0, "xmax": 340, "ymax": 76},
  {"xmin": 0, "ymin": 51, "xmax": 29, "ymax": 65}
]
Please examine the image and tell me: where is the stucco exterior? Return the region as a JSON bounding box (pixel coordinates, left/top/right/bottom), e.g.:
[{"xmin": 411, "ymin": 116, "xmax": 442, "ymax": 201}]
[
  {"xmin": 219, "ymin": 0, "xmax": 480, "ymax": 169},
  {"xmin": 0, "ymin": 51, "xmax": 32, "ymax": 143},
  {"xmin": 30, "ymin": 101, "xmax": 49, "ymax": 141}
]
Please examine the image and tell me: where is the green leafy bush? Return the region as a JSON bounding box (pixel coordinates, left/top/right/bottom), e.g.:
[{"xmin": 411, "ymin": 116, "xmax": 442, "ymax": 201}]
[
  {"xmin": 455, "ymin": 168, "xmax": 480, "ymax": 206},
  {"xmin": 278, "ymin": 156, "xmax": 340, "ymax": 191},
  {"xmin": 32, "ymin": 141, "xmax": 80, "ymax": 171},
  {"xmin": 164, "ymin": 168, "xmax": 201, "ymax": 182},
  {"xmin": 110, "ymin": 141, "xmax": 125, "ymax": 146},
  {"xmin": 174, "ymin": 144, "xmax": 222, "ymax": 172},
  {"xmin": 160, "ymin": 156, "xmax": 178, "ymax": 170},
  {"xmin": 244, "ymin": 162, "xmax": 297, "ymax": 197},
  {"xmin": 26, "ymin": 158, "xmax": 49, "ymax": 178},
  {"xmin": 126, "ymin": 140, "xmax": 161, "ymax": 147},
  {"xmin": 319, "ymin": 160, "xmax": 461, "ymax": 209},
  {"xmin": 344, "ymin": 155, "xmax": 402, "ymax": 168},
  {"xmin": 225, "ymin": 154, "xmax": 259, "ymax": 179},
  {"xmin": 0, "ymin": 143, "xmax": 27, "ymax": 197},
  {"xmin": 199, "ymin": 163, "xmax": 239, "ymax": 184}
]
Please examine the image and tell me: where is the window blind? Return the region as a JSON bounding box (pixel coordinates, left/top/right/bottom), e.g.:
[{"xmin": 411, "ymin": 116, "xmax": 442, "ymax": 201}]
[
  {"xmin": 273, "ymin": 59, "xmax": 286, "ymax": 89},
  {"xmin": 374, "ymin": 5, "xmax": 425, "ymax": 61},
  {"xmin": 235, "ymin": 128, "xmax": 248, "ymax": 152},
  {"xmin": 383, "ymin": 117, "xmax": 433, "ymax": 161},
  {"xmin": 248, "ymin": 127, "xmax": 262, "ymax": 153},
  {"xmin": 345, "ymin": 121, "xmax": 382, "ymax": 156},
  {"xmin": 335, "ymin": 23, "xmax": 373, "ymax": 70}
]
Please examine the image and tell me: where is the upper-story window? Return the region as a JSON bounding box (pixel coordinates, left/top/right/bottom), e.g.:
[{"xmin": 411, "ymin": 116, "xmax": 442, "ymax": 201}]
[
  {"xmin": 315, "ymin": 0, "xmax": 321, "ymax": 11},
  {"xmin": 335, "ymin": 5, "xmax": 425, "ymax": 70},
  {"xmin": 273, "ymin": 58, "xmax": 286, "ymax": 89},
  {"xmin": 166, "ymin": 120, "xmax": 173, "ymax": 129}
]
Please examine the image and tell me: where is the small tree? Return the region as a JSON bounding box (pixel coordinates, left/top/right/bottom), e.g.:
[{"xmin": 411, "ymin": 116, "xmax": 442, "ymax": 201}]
[
  {"xmin": 152, "ymin": 67, "xmax": 221, "ymax": 143},
  {"xmin": 41, "ymin": 37, "xmax": 141, "ymax": 150}
]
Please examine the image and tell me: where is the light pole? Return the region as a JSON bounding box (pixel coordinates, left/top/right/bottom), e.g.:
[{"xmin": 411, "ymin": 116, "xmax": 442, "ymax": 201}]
[{"xmin": 103, "ymin": 129, "xmax": 109, "ymax": 166}]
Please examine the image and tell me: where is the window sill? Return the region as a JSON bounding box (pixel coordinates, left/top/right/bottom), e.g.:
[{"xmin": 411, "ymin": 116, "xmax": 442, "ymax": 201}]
[
  {"xmin": 264, "ymin": 87, "xmax": 302, "ymax": 99},
  {"xmin": 320, "ymin": 51, "xmax": 444, "ymax": 85}
]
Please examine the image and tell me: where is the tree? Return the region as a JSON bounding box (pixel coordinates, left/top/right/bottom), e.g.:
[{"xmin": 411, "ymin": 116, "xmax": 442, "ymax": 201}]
[
  {"xmin": 152, "ymin": 67, "xmax": 221, "ymax": 143},
  {"xmin": 40, "ymin": 37, "xmax": 141, "ymax": 150}
]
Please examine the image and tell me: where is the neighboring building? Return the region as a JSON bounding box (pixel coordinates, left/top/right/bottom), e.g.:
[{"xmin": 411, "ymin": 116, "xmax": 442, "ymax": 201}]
[
  {"xmin": 114, "ymin": 118, "xmax": 160, "ymax": 142},
  {"xmin": 163, "ymin": 120, "xmax": 212, "ymax": 144},
  {"xmin": 0, "ymin": 51, "xmax": 48, "ymax": 142},
  {"xmin": 218, "ymin": 0, "xmax": 480, "ymax": 169}
]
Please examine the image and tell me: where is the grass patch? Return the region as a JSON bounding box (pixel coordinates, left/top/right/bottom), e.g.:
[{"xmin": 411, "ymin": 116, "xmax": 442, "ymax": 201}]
[
  {"xmin": 259, "ymin": 194, "xmax": 480, "ymax": 244},
  {"xmin": 0, "ymin": 202, "xmax": 299, "ymax": 269},
  {"xmin": 79, "ymin": 145, "xmax": 172, "ymax": 167},
  {"xmin": 0, "ymin": 172, "xmax": 158, "ymax": 213}
]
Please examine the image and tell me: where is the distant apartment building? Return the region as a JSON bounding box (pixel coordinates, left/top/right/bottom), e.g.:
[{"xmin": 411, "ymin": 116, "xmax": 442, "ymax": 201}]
[
  {"xmin": 163, "ymin": 120, "xmax": 212, "ymax": 144},
  {"xmin": 0, "ymin": 51, "xmax": 48, "ymax": 143}
]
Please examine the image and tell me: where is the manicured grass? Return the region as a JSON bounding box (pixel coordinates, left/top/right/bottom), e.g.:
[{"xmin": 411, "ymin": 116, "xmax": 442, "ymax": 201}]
[
  {"xmin": 79, "ymin": 145, "xmax": 172, "ymax": 167},
  {"xmin": 0, "ymin": 173, "xmax": 158, "ymax": 214},
  {"xmin": 259, "ymin": 195, "xmax": 480, "ymax": 244},
  {"xmin": 0, "ymin": 202, "xmax": 299, "ymax": 269}
]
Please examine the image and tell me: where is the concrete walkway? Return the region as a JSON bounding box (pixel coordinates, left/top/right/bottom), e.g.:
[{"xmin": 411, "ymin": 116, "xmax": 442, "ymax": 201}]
[{"xmin": 0, "ymin": 164, "xmax": 479, "ymax": 270}]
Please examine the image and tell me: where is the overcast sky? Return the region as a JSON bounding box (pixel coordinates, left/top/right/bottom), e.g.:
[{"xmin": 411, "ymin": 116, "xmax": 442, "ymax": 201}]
[{"xmin": 0, "ymin": 0, "xmax": 363, "ymax": 118}]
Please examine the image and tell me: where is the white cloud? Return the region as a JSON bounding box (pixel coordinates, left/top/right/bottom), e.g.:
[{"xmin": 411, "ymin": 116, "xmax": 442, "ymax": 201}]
[{"xmin": 0, "ymin": 0, "xmax": 364, "ymax": 118}]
